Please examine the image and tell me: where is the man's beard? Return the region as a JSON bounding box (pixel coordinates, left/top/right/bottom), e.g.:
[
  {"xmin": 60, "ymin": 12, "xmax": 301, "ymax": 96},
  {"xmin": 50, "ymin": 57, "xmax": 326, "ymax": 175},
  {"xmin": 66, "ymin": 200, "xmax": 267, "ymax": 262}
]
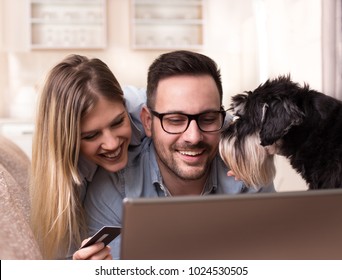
[{"xmin": 155, "ymin": 141, "xmax": 212, "ymax": 181}]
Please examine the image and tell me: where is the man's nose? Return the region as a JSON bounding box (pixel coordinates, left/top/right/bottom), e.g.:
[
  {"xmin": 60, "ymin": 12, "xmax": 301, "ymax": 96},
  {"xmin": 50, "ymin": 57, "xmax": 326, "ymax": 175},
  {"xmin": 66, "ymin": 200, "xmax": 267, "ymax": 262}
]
[{"xmin": 181, "ymin": 120, "xmax": 203, "ymax": 143}]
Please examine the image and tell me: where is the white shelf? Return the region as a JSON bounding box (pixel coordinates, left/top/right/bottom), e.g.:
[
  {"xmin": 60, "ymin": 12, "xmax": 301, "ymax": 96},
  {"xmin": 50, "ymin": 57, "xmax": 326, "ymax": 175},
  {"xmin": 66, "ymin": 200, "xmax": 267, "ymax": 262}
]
[
  {"xmin": 134, "ymin": 19, "xmax": 203, "ymax": 25},
  {"xmin": 131, "ymin": 0, "xmax": 205, "ymax": 50},
  {"xmin": 28, "ymin": 0, "xmax": 107, "ymax": 50},
  {"xmin": 30, "ymin": 18, "xmax": 104, "ymax": 24}
]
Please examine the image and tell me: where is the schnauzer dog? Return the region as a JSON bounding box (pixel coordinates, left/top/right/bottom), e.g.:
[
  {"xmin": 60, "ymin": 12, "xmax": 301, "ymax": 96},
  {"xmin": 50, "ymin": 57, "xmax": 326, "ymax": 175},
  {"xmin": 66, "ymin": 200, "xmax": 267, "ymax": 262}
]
[{"xmin": 219, "ymin": 75, "xmax": 342, "ymax": 189}]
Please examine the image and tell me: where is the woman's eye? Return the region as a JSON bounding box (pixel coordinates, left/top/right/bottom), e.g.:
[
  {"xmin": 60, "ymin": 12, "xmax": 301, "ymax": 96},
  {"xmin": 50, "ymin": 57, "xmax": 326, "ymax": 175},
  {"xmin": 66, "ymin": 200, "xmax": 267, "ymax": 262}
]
[
  {"xmin": 82, "ymin": 133, "xmax": 98, "ymax": 141},
  {"xmin": 111, "ymin": 117, "xmax": 125, "ymax": 128}
]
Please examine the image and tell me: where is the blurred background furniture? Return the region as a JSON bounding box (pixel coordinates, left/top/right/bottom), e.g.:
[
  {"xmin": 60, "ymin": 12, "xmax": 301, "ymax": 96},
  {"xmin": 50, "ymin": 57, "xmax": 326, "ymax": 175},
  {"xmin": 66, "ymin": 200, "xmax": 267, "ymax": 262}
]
[{"xmin": 0, "ymin": 135, "xmax": 41, "ymax": 259}]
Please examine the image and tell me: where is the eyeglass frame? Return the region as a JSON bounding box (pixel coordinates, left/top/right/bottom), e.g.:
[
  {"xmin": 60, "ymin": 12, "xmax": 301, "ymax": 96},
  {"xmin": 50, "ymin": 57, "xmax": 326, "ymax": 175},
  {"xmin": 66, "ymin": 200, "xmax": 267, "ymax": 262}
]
[{"xmin": 149, "ymin": 108, "xmax": 227, "ymax": 134}]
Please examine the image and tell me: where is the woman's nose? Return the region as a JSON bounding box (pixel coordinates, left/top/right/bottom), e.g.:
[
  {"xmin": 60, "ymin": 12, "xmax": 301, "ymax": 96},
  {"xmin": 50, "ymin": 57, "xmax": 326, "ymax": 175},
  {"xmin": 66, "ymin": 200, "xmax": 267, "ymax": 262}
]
[{"xmin": 100, "ymin": 130, "xmax": 119, "ymax": 150}]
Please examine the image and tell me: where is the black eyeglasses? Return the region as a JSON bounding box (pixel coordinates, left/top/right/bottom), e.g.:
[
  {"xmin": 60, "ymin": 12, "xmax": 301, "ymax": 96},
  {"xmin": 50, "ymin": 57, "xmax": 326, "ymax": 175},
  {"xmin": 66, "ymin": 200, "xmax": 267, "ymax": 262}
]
[{"xmin": 149, "ymin": 109, "xmax": 226, "ymax": 134}]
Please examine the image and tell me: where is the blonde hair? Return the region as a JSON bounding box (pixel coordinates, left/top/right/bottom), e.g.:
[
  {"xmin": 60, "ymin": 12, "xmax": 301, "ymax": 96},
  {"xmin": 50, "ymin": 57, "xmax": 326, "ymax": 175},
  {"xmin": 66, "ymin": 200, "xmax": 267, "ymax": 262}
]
[
  {"xmin": 219, "ymin": 132, "xmax": 276, "ymax": 189},
  {"xmin": 30, "ymin": 54, "xmax": 124, "ymax": 259}
]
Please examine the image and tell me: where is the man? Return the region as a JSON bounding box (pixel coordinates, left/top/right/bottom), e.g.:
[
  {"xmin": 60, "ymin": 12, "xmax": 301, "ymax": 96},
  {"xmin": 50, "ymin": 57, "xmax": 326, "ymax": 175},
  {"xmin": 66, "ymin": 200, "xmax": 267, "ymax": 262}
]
[{"xmin": 84, "ymin": 50, "xmax": 274, "ymax": 258}]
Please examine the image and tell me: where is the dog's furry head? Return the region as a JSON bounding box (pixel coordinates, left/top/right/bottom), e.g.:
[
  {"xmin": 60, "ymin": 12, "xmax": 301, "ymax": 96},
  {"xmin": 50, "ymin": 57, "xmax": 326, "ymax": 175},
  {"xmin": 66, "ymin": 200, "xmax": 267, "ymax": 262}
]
[{"xmin": 219, "ymin": 75, "xmax": 307, "ymax": 188}]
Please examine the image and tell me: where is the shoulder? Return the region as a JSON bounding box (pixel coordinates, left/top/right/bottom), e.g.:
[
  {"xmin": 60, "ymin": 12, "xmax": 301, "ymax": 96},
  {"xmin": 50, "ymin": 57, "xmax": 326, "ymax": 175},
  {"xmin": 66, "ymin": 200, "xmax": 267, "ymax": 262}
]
[
  {"xmin": 123, "ymin": 85, "xmax": 146, "ymax": 113},
  {"xmin": 123, "ymin": 85, "xmax": 146, "ymax": 145},
  {"xmin": 86, "ymin": 167, "xmax": 123, "ymax": 197}
]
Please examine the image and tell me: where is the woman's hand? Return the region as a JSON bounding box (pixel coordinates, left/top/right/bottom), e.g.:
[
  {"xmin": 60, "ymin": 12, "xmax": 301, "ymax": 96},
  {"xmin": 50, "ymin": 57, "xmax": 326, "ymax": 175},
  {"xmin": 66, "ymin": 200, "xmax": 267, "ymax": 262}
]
[{"xmin": 73, "ymin": 238, "xmax": 112, "ymax": 260}]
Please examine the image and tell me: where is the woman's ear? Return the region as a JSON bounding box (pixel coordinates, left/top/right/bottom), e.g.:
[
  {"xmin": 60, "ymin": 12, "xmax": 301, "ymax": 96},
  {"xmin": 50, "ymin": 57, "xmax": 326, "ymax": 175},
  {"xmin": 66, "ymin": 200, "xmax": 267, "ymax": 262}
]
[{"xmin": 140, "ymin": 105, "xmax": 152, "ymax": 137}]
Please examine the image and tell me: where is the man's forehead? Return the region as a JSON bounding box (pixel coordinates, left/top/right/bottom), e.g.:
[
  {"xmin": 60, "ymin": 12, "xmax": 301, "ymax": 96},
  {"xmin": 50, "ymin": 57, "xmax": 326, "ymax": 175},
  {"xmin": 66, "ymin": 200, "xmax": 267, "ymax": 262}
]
[{"xmin": 154, "ymin": 75, "xmax": 220, "ymax": 111}]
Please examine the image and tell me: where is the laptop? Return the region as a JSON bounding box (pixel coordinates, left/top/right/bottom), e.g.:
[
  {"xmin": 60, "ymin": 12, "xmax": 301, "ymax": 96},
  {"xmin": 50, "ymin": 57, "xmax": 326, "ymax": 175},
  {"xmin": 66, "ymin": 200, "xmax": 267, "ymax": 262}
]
[{"xmin": 120, "ymin": 189, "xmax": 342, "ymax": 260}]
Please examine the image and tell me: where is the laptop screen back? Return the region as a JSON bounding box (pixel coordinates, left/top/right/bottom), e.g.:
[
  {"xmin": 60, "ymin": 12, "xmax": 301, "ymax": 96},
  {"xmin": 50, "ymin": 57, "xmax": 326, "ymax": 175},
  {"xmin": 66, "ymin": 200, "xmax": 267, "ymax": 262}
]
[{"xmin": 120, "ymin": 189, "xmax": 342, "ymax": 260}]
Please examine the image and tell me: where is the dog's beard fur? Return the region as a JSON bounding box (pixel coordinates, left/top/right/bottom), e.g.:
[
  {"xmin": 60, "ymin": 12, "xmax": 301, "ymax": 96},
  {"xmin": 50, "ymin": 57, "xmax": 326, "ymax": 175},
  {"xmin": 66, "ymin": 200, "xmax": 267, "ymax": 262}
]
[{"xmin": 219, "ymin": 132, "xmax": 276, "ymax": 189}]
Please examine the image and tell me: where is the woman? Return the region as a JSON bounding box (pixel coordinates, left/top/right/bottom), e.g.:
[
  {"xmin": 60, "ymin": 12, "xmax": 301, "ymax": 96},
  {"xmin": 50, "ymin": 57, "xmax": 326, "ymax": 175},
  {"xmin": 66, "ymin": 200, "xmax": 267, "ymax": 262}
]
[{"xmin": 30, "ymin": 54, "xmax": 144, "ymax": 259}]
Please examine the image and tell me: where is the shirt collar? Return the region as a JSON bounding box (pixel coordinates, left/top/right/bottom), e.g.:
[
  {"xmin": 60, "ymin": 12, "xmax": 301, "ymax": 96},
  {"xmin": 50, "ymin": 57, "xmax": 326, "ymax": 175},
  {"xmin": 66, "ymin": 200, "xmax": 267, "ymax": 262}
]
[
  {"xmin": 202, "ymin": 159, "xmax": 218, "ymax": 195},
  {"xmin": 148, "ymin": 143, "xmax": 168, "ymax": 196},
  {"xmin": 78, "ymin": 154, "xmax": 98, "ymax": 183}
]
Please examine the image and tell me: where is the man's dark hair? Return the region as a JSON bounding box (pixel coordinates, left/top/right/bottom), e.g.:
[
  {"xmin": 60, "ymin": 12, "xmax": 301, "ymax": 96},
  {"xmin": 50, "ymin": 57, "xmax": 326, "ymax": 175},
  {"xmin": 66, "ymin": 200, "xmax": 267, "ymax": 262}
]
[{"xmin": 146, "ymin": 50, "xmax": 223, "ymax": 109}]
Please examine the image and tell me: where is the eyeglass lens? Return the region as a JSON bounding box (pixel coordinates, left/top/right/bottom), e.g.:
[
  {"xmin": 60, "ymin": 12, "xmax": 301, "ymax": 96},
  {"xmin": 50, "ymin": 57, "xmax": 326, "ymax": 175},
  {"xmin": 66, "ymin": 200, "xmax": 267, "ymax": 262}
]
[{"xmin": 162, "ymin": 112, "xmax": 224, "ymax": 133}]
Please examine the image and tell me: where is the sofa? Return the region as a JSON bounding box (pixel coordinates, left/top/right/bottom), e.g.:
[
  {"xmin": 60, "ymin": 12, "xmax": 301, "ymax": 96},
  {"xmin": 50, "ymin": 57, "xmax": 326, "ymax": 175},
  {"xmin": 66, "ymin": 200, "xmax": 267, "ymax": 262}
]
[{"xmin": 0, "ymin": 135, "xmax": 42, "ymax": 259}]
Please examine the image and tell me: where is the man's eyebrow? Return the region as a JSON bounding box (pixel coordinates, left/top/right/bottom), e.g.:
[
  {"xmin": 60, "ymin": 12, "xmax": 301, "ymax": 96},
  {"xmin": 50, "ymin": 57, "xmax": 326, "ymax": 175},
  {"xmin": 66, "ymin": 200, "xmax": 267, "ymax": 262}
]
[{"xmin": 161, "ymin": 109, "xmax": 221, "ymax": 115}]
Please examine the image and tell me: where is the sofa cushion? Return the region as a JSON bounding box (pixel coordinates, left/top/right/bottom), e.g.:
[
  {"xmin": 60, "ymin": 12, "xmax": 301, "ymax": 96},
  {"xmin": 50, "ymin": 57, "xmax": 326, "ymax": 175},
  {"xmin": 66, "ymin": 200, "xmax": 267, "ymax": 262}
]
[
  {"xmin": 0, "ymin": 135, "xmax": 42, "ymax": 259},
  {"xmin": 0, "ymin": 136, "xmax": 31, "ymax": 223},
  {"xmin": 0, "ymin": 168, "xmax": 42, "ymax": 259}
]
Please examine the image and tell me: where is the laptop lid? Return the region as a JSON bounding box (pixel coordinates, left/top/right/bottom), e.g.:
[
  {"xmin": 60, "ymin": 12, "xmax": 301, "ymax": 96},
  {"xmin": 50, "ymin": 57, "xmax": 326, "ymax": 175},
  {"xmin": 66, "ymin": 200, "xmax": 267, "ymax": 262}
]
[{"xmin": 120, "ymin": 189, "xmax": 342, "ymax": 260}]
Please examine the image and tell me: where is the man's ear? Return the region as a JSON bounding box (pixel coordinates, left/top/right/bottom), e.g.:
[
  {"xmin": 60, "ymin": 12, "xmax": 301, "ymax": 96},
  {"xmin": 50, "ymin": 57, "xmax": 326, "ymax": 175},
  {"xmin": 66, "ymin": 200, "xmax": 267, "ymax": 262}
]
[{"xmin": 140, "ymin": 105, "xmax": 152, "ymax": 137}]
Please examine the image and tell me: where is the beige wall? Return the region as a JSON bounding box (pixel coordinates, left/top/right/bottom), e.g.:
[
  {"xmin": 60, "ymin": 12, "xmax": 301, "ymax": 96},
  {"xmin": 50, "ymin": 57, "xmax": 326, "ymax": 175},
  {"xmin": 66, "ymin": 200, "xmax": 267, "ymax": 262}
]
[
  {"xmin": 1, "ymin": 0, "xmax": 323, "ymax": 106},
  {"xmin": 1, "ymin": 0, "xmax": 319, "ymax": 191}
]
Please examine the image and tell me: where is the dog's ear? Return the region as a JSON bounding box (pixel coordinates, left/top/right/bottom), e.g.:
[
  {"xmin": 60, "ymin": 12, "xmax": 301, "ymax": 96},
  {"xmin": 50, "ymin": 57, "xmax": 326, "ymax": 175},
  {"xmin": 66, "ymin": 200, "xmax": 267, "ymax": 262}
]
[
  {"xmin": 259, "ymin": 98, "xmax": 304, "ymax": 146},
  {"xmin": 230, "ymin": 93, "xmax": 249, "ymax": 115}
]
